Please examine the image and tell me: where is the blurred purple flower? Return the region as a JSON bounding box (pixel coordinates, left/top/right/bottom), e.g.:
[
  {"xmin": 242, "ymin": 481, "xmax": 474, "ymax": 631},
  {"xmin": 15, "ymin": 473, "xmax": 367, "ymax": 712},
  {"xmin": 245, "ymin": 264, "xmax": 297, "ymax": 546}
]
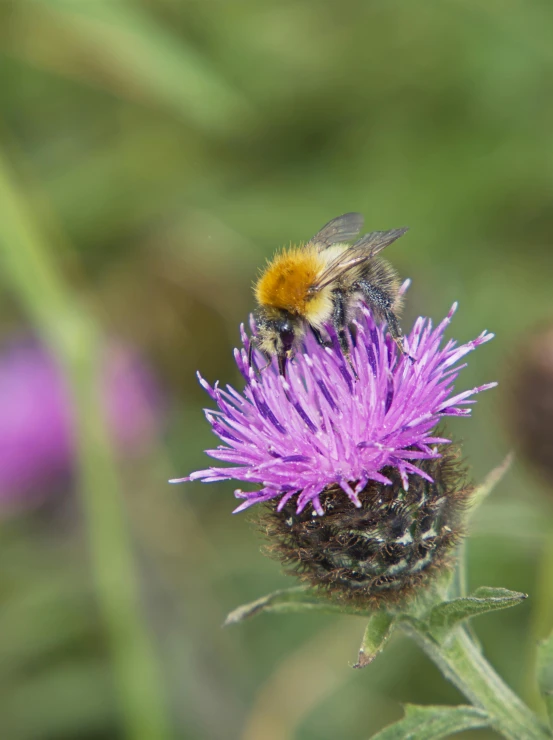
[
  {"xmin": 0, "ymin": 340, "xmax": 163, "ymax": 508},
  {"xmin": 173, "ymin": 302, "xmax": 495, "ymax": 515}
]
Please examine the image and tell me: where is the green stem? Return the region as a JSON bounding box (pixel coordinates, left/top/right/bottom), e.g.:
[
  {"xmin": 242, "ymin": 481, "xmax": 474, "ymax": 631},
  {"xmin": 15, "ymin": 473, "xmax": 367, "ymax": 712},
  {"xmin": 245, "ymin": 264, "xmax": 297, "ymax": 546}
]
[
  {"xmin": 402, "ymin": 622, "xmax": 551, "ymax": 740},
  {"xmin": 0, "ymin": 148, "xmax": 171, "ymax": 739},
  {"xmin": 524, "ymin": 537, "xmax": 553, "ymax": 713}
]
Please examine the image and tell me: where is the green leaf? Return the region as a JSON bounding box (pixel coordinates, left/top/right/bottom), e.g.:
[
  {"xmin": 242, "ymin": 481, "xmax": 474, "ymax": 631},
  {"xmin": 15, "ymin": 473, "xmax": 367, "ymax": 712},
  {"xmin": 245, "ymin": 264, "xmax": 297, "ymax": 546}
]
[
  {"xmin": 537, "ymin": 631, "xmax": 553, "ymax": 727},
  {"xmin": 370, "ymin": 704, "xmax": 489, "ymax": 739},
  {"xmin": 426, "ymin": 587, "xmax": 527, "ymax": 643},
  {"xmin": 353, "ymin": 612, "xmax": 395, "ymax": 669},
  {"xmin": 223, "ymin": 586, "xmax": 370, "ymax": 626}
]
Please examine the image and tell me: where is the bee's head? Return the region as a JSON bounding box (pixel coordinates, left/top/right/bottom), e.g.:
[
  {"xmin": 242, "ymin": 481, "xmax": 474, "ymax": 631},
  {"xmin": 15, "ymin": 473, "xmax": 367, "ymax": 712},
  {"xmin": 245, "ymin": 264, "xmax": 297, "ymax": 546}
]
[{"xmin": 255, "ymin": 310, "xmax": 303, "ymax": 373}]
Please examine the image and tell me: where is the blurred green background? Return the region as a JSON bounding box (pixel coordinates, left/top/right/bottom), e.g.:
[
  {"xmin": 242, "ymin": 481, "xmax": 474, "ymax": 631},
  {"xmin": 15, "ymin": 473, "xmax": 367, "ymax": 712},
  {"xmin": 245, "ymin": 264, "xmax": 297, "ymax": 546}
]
[{"xmin": 1, "ymin": 1, "xmax": 553, "ymax": 738}]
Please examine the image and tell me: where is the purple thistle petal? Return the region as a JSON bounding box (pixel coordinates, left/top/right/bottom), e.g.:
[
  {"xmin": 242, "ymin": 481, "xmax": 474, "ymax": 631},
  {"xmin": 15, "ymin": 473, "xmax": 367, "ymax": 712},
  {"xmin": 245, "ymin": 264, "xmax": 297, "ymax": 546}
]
[
  {"xmin": 175, "ymin": 303, "xmax": 495, "ymax": 513},
  {"xmin": 365, "ymin": 470, "xmax": 394, "ymax": 486}
]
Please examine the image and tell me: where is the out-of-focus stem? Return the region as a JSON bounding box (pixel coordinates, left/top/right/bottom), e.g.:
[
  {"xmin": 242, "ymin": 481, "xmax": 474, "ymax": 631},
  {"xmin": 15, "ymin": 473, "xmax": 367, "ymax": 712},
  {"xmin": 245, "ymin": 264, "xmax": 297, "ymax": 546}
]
[
  {"xmin": 523, "ymin": 536, "xmax": 553, "ymax": 714},
  {"xmin": 0, "ymin": 149, "xmax": 171, "ymax": 740}
]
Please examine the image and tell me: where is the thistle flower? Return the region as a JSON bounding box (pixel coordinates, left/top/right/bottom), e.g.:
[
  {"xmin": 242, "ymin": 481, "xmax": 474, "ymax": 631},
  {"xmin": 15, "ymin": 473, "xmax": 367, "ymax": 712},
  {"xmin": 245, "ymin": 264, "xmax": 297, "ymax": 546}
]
[
  {"xmin": 173, "ymin": 302, "xmax": 495, "ymax": 516},
  {"xmin": 173, "ymin": 296, "xmax": 496, "ymax": 604},
  {"xmin": 0, "ymin": 339, "xmax": 163, "ymax": 511}
]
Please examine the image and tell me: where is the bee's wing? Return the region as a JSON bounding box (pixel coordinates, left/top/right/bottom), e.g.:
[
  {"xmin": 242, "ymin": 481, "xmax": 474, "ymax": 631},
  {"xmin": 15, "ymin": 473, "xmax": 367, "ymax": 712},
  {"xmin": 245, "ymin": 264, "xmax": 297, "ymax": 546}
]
[
  {"xmin": 305, "ymin": 212, "xmax": 364, "ymax": 251},
  {"xmin": 351, "ymin": 227, "xmax": 408, "ymax": 257},
  {"xmin": 308, "ymin": 228, "xmax": 408, "ymax": 293}
]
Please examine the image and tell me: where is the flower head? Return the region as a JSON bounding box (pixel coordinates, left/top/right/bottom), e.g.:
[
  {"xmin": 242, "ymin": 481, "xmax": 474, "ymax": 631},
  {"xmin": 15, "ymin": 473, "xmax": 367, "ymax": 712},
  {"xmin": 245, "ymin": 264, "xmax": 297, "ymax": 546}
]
[
  {"xmin": 0, "ymin": 339, "xmax": 163, "ymax": 510},
  {"xmin": 173, "ymin": 300, "xmax": 495, "ymax": 516}
]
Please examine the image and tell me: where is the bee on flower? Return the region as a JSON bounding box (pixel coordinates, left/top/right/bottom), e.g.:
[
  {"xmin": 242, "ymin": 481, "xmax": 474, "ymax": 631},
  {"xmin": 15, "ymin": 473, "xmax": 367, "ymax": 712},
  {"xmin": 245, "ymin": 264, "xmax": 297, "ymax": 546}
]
[
  {"xmin": 252, "ymin": 213, "xmax": 407, "ymax": 376},
  {"xmin": 172, "ymin": 218, "xmax": 496, "ymax": 606}
]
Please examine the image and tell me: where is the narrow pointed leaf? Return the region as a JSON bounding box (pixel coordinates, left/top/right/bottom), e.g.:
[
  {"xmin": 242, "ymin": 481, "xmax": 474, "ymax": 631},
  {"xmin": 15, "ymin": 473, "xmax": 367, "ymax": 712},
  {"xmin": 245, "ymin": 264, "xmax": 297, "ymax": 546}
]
[
  {"xmin": 353, "ymin": 612, "xmax": 395, "ymax": 668},
  {"xmin": 370, "ymin": 704, "xmax": 489, "ymax": 739},
  {"xmin": 224, "ymin": 586, "xmax": 369, "ymax": 626},
  {"xmin": 427, "ymin": 587, "xmax": 527, "ymax": 642},
  {"xmin": 537, "ymin": 631, "xmax": 553, "ymax": 727}
]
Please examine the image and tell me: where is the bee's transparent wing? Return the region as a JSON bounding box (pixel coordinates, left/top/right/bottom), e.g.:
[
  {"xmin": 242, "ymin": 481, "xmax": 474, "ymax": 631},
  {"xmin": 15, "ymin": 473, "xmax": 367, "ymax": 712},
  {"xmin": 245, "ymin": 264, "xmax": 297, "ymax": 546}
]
[
  {"xmin": 305, "ymin": 212, "xmax": 364, "ymax": 252},
  {"xmin": 308, "ymin": 227, "xmax": 408, "ymax": 293},
  {"xmin": 351, "ymin": 227, "xmax": 408, "ymax": 257}
]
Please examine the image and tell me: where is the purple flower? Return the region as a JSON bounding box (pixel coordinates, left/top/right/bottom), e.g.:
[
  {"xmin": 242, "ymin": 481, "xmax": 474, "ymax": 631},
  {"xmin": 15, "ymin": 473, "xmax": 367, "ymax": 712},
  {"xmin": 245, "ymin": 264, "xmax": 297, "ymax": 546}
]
[
  {"xmin": 173, "ymin": 300, "xmax": 495, "ymax": 515},
  {"xmin": 0, "ymin": 339, "xmax": 163, "ymax": 510}
]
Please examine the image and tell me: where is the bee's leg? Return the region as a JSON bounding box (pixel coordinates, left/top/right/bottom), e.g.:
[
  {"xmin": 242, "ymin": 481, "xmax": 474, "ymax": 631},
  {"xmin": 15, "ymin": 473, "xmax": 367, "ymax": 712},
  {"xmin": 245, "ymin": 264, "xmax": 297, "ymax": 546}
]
[
  {"xmin": 331, "ymin": 290, "xmax": 358, "ymax": 379},
  {"xmin": 248, "ymin": 338, "xmax": 272, "ymax": 373},
  {"xmin": 310, "ymin": 326, "xmax": 332, "ymax": 348},
  {"xmin": 356, "ymin": 280, "xmax": 410, "ymax": 358},
  {"xmin": 248, "ymin": 336, "xmax": 263, "ymax": 370},
  {"xmin": 348, "ymin": 321, "xmax": 359, "ymax": 348}
]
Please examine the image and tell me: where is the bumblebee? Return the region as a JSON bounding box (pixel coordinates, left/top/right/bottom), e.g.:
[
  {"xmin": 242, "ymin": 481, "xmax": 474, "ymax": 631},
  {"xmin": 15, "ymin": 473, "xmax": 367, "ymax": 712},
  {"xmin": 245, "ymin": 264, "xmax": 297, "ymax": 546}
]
[{"xmin": 252, "ymin": 213, "xmax": 408, "ymax": 376}]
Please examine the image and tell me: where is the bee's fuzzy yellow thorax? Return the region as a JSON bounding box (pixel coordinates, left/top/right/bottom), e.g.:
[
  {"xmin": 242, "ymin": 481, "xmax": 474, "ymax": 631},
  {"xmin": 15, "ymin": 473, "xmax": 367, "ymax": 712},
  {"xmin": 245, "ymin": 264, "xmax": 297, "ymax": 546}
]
[{"xmin": 255, "ymin": 245, "xmax": 323, "ymax": 316}]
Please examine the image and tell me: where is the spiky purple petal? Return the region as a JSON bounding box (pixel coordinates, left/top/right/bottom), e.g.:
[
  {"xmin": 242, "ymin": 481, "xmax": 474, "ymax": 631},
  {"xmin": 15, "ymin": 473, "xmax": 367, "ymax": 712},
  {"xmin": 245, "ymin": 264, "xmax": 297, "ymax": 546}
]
[{"xmin": 171, "ymin": 304, "xmax": 495, "ymax": 513}]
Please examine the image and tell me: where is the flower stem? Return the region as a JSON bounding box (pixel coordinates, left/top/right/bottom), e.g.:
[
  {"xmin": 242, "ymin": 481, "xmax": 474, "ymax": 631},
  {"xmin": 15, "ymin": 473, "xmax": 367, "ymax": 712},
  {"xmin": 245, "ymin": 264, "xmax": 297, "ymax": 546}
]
[{"xmin": 401, "ymin": 622, "xmax": 552, "ymax": 740}]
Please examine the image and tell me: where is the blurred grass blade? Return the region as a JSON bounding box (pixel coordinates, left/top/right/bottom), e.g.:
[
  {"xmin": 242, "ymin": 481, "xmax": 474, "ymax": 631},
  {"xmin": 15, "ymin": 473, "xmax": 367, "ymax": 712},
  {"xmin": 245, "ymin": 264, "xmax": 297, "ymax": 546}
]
[
  {"xmin": 353, "ymin": 611, "xmax": 395, "ymax": 669},
  {"xmin": 224, "ymin": 586, "xmax": 370, "ymax": 625},
  {"xmin": 426, "ymin": 587, "xmax": 527, "ymax": 643},
  {"xmin": 10, "ymin": 0, "xmax": 254, "ymax": 133},
  {"xmin": 0, "ymin": 153, "xmax": 76, "ymax": 345},
  {"xmin": 468, "ymin": 453, "xmax": 513, "ymax": 519},
  {"xmin": 0, "ymin": 148, "xmax": 171, "ymax": 739},
  {"xmin": 369, "ymin": 704, "xmax": 489, "ymax": 739},
  {"xmin": 537, "ymin": 631, "xmax": 553, "ymax": 727}
]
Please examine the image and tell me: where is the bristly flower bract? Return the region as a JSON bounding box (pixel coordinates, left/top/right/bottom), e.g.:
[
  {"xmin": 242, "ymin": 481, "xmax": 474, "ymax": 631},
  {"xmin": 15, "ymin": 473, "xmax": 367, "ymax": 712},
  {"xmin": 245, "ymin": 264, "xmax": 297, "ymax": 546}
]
[
  {"xmin": 172, "ymin": 301, "xmax": 496, "ymax": 517},
  {"xmin": 261, "ymin": 443, "xmax": 472, "ymax": 607}
]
